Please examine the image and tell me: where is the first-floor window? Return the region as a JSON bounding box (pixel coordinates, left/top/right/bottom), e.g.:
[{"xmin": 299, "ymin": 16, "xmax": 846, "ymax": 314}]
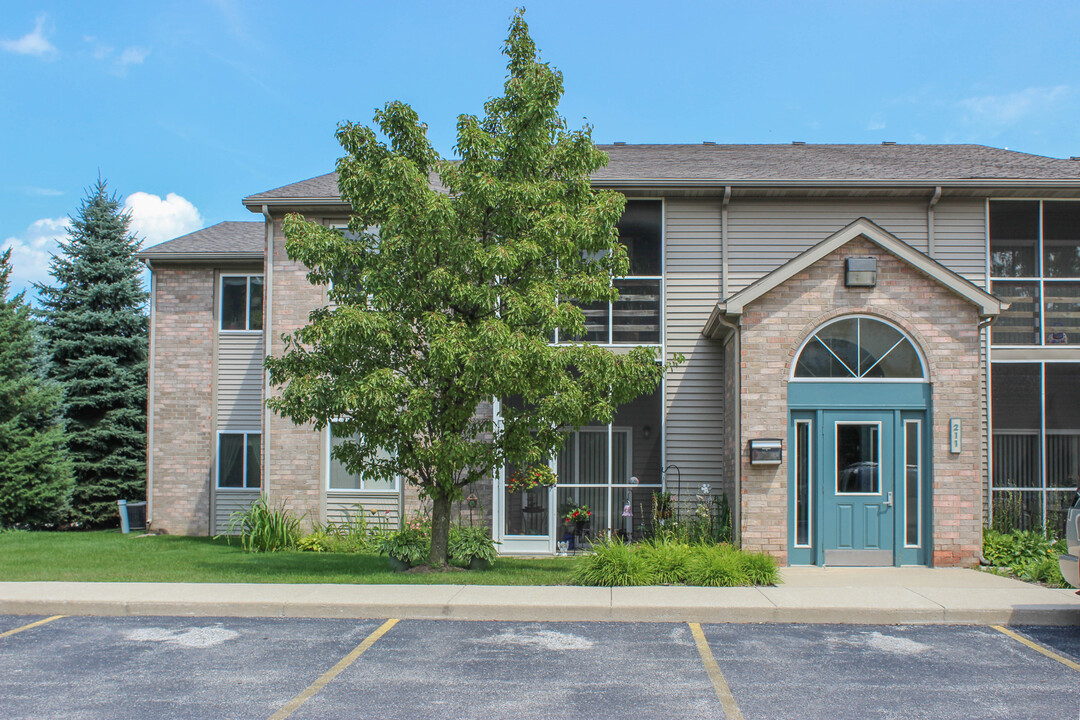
[
  {"xmin": 218, "ymin": 432, "xmax": 260, "ymax": 489},
  {"xmin": 991, "ymin": 362, "xmax": 1080, "ymax": 533},
  {"xmin": 500, "ymin": 385, "xmax": 664, "ymax": 539},
  {"xmin": 328, "ymin": 424, "xmax": 398, "ymax": 491}
]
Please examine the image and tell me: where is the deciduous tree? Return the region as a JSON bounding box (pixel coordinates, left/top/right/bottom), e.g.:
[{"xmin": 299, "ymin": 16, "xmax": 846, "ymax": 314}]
[{"xmin": 267, "ymin": 10, "xmax": 676, "ymax": 566}]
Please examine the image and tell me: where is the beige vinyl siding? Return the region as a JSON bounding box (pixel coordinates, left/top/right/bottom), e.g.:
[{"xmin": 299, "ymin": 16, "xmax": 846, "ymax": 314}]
[
  {"xmin": 726, "ymin": 199, "xmax": 930, "ymax": 294},
  {"xmin": 327, "ymin": 492, "xmax": 400, "ymax": 527},
  {"xmin": 663, "ymin": 199, "xmax": 726, "ymax": 500},
  {"xmin": 932, "ymin": 198, "xmax": 988, "ymax": 287},
  {"xmin": 217, "ymin": 333, "xmax": 264, "ymax": 430},
  {"xmin": 213, "ymin": 489, "xmax": 261, "ymax": 534},
  {"xmin": 213, "ymin": 331, "xmax": 264, "ymax": 534}
]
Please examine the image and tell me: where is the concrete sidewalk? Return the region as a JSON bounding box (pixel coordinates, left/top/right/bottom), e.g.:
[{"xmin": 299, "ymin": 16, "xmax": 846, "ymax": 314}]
[{"xmin": 1, "ymin": 567, "xmax": 1079, "ymax": 625}]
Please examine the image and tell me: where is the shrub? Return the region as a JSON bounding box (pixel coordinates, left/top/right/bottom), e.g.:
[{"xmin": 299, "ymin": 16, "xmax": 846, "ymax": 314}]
[
  {"xmin": 223, "ymin": 497, "xmax": 302, "ymax": 553},
  {"xmin": 1019, "ymin": 556, "xmax": 1066, "ymax": 587},
  {"xmin": 448, "ymin": 524, "xmax": 499, "ymax": 567},
  {"xmin": 686, "ymin": 544, "xmax": 749, "ymax": 587},
  {"xmin": 572, "ymin": 536, "xmax": 653, "ymax": 586},
  {"xmin": 638, "ymin": 539, "xmax": 692, "ymax": 584},
  {"xmin": 296, "ymin": 531, "xmax": 334, "ymax": 553},
  {"xmin": 984, "ymin": 527, "xmax": 1069, "ymax": 588}
]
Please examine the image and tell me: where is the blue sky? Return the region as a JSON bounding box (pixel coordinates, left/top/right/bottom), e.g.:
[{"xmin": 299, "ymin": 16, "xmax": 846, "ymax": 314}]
[{"xmin": 3, "ymin": 1, "xmax": 1079, "ymax": 297}]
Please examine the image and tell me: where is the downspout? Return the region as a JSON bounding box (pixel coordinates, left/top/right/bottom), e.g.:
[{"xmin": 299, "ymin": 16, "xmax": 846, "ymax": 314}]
[
  {"xmin": 714, "ymin": 313, "xmax": 742, "ymax": 545},
  {"xmin": 262, "ymin": 205, "xmax": 273, "ymax": 497},
  {"xmin": 143, "ymin": 259, "xmax": 156, "ymax": 526},
  {"xmin": 927, "ymin": 186, "xmax": 942, "ymax": 258},
  {"xmin": 721, "ymin": 186, "xmax": 732, "ymax": 297}
]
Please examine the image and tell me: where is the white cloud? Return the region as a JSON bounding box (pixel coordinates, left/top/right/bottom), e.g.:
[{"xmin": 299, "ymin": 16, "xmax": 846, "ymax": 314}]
[
  {"xmin": 118, "ymin": 46, "xmax": 150, "ymax": 67},
  {"xmin": 958, "ymin": 85, "xmax": 1070, "ymax": 129},
  {"xmin": 124, "ymin": 192, "xmax": 203, "ymax": 246},
  {"xmin": 84, "ymin": 36, "xmax": 150, "ymax": 75},
  {"xmin": 24, "ymin": 186, "xmax": 63, "ymax": 197},
  {"xmin": 2, "ymin": 14, "xmax": 57, "ymax": 58},
  {"xmin": 84, "ymin": 35, "xmax": 113, "ymax": 60},
  {"xmin": 2, "ymin": 217, "xmax": 70, "ymax": 296}
]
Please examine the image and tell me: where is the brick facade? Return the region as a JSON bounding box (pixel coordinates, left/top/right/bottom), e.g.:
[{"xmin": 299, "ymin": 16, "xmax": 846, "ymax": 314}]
[
  {"xmin": 148, "ymin": 265, "xmax": 215, "ymax": 535},
  {"xmin": 267, "ymin": 218, "xmax": 326, "ymax": 528},
  {"xmin": 737, "ymin": 235, "xmax": 985, "ymax": 567}
]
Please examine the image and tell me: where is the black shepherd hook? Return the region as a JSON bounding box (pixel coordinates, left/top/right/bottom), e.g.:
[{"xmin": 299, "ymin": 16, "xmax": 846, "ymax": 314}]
[{"xmin": 662, "ymin": 463, "xmax": 681, "ymax": 522}]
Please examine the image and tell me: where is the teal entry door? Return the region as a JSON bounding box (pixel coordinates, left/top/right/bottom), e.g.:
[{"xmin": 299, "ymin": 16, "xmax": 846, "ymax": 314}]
[{"xmin": 822, "ymin": 410, "xmax": 894, "ymax": 566}]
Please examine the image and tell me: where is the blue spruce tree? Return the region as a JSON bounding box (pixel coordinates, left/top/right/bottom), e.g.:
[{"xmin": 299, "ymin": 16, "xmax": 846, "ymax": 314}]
[{"xmin": 37, "ymin": 180, "xmax": 148, "ymax": 526}]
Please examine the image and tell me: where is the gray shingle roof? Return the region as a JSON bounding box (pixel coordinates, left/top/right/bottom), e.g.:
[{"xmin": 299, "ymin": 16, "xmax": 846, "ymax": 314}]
[
  {"xmin": 591, "ymin": 143, "xmax": 1080, "ymax": 182},
  {"xmin": 137, "ymin": 221, "xmax": 264, "ymax": 260},
  {"xmin": 243, "ymin": 144, "xmax": 1080, "ymax": 203}
]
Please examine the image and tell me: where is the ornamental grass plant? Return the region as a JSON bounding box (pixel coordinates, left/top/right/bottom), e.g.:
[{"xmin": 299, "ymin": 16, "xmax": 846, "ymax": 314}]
[
  {"xmin": 572, "ymin": 537, "xmax": 779, "ymax": 587},
  {"xmin": 223, "ymin": 497, "xmax": 302, "ymax": 553}
]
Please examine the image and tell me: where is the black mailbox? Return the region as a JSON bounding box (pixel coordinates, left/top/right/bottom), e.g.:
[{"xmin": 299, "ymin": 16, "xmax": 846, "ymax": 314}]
[{"xmin": 749, "ymin": 439, "xmax": 782, "ymax": 465}]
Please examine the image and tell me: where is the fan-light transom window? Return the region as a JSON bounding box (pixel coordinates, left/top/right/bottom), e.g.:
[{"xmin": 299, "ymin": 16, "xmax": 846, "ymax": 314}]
[{"xmin": 793, "ymin": 317, "xmax": 925, "ymax": 380}]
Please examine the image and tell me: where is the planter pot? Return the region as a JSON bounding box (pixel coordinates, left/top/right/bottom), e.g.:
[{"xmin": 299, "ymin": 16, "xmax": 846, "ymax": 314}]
[
  {"xmin": 388, "ymin": 556, "xmax": 412, "ymax": 572},
  {"xmin": 468, "ymin": 557, "xmax": 491, "ymax": 571}
]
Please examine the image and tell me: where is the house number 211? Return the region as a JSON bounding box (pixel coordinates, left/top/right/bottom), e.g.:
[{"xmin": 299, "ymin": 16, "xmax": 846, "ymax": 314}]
[{"xmin": 949, "ymin": 418, "xmax": 962, "ymax": 454}]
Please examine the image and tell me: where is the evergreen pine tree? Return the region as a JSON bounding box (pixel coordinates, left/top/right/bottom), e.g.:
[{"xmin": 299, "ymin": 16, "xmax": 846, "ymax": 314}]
[
  {"xmin": 37, "ymin": 179, "xmax": 149, "ymax": 526},
  {"xmin": 0, "ymin": 249, "xmax": 73, "ymax": 527}
]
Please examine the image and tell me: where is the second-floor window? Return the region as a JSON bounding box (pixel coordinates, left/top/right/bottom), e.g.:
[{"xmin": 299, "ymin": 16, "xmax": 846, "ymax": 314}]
[
  {"xmin": 564, "ymin": 199, "xmax": 663, "ymax": 346},
  {"xmin": 221, "ymin": 275, "xmax": 264, "ymax": 331},
  {"xmin": 990, "ymin": 200, "xmax": 1080, "ymax": 346}
]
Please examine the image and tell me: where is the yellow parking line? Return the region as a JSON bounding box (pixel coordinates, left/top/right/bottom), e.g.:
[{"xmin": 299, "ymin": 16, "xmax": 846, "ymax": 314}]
[
  {"xmin": 0, "ymin": 615, "xmax": 64, "ymax": 639},
  {"xmin": 268, "ymin": 618, "xmax": 399, "ymax": 720},
  {"xmin": 992, "ymin": 625, "xmax": 1080, "ymax": 673},
  {"xmin": 688, "ymin": 622, "xmax": 745, "ymax": 720}
]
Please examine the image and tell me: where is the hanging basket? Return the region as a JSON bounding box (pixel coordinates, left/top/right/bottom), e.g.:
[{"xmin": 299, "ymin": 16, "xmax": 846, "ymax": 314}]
[{"xmin": 506, "ymin": 466, "xmax": 558, "ymax": 493}]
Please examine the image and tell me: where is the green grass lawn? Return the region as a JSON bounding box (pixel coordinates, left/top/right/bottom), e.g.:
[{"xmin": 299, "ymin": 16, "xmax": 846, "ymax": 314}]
[{"xmin": 0, "ymin": 531, "xmax": 581, "ymax": 585}]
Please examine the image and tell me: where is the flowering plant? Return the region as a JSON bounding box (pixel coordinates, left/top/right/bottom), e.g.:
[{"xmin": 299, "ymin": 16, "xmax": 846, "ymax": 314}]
[
  {"xmin": 507, "ymin": 465, "xmax": 558, "ymax": 493},
  {"xmin": 563, "ymin": 504, "xmax": 592, "ymax": 523}
]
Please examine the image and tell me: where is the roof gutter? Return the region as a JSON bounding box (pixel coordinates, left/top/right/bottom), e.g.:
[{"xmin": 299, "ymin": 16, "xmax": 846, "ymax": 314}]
[
  {"xmin": 243, "ymin": 197, "xmax": 349, "ymax": 211},
  {"xmin": 135, "ymin": 252, "xmax": 265, "ymax": 263},
  {"xmin": 243, "ymin": 178, "xmax": 1080, "ymax": 209},
  {"xmin": 592, "ymin": 178, "xmax": 1080, "ymax": 189}
]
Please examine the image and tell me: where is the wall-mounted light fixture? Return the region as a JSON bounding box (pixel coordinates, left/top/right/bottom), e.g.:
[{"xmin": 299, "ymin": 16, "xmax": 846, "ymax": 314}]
[
  {"xmin": 845, "ymin": 256, "xmax": 877, "ymax": 287},
  {"xmin": 642, "ymin": 425, "xmax": 652, "ymax": 439},
  {"xmin": 749, "ymin": 439, "xmax": 782, "ymax": 465}
]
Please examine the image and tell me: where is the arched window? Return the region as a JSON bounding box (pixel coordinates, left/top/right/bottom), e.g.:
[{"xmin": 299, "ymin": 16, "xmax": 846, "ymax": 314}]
[{"xmin": 792, "ymin": 316, "xmax": 926, "ymax": 380}]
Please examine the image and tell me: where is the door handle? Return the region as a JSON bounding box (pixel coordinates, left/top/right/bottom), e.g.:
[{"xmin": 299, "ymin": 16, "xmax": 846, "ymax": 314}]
[{"xmin": 884, "ymin": 492, "xmax": 894, "ymax": 508}]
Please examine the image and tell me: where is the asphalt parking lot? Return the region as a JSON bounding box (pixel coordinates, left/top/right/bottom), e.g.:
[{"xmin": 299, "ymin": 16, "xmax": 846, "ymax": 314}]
[{"xmin": 1, "ymin": 615, "xmax": 1078, "ymax": 720}]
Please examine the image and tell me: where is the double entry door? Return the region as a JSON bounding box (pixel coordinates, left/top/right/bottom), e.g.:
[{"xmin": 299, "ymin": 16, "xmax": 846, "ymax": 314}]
[{"xmin": 790, "ymin": 409, "xmax": 926, "ymax": 566}]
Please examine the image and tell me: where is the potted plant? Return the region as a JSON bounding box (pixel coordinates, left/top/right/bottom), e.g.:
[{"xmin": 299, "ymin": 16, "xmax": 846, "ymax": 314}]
[
  {"xmin": 448, "ymin": 524, "xmax": 500, "ymax": 570},
  {"xmin": 378, "ymin": 524, "xmax": 430, "ymax": 571},
  {"xmin": 506, "ymin": 465, "xmax": 558, "ymax": 493}
]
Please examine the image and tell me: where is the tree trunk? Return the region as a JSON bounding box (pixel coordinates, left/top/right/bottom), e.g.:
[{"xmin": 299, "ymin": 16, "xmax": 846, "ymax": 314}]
[{"xmin": 429, "ymin": 491, "xmax": 453, "ymax": 567}]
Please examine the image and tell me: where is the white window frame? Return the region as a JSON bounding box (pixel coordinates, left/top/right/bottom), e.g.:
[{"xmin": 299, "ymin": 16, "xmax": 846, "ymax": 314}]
[
  {"xmin": 219, "ymin": 274, "xmax": 264, "ymax": 333},
  {"xmin": 216, "ymin": 430, "xmax": 261, "ymax": 490},
  {"xmin": 556, "ymin": 425, "xmax": 640, "ymax": 487},
  {"xmin": 790, "ymin": 314, "xmax": 927, "ymax": 383},
  {"xmin": 833, "ymin": 420, "xmax": 883, "ymax": 497},
  {"xmin": 904, "ymin": 419, "xmax": 922, "ymax": 548},
  {"xmin": 325, "ymin": 423, "xmax": 400, "ymax": 493},
  {"xmin": 793, "ymin": 419, "xmax": 813, "ymax": 548}
]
